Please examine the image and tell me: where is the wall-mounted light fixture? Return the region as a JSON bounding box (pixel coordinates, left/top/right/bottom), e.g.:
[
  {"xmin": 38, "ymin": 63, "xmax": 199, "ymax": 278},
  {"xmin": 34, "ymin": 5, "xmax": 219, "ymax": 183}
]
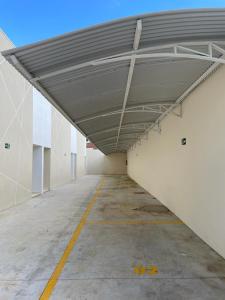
[{"xmin": 181, "ymin": 138, "xmax": 186, "ymax": 145}]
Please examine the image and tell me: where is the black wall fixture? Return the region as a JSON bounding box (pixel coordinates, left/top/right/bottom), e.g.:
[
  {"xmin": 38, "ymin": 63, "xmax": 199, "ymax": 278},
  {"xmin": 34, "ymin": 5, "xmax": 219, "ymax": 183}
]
[{"xmin": 181, "ymin": 138, "xmax": 186, "ymax": 145}]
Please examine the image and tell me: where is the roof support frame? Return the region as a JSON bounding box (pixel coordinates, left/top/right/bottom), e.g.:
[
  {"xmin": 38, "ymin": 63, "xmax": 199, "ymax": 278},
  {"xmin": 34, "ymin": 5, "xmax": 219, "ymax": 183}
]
[
  {"xmin": 152, "ymin": 122, "xmax": 161, "ymax": 134},
  {"xmin": 211, "ymin": 43, "xmax": 225, "ymax": 55},
  {"xmin": 131, "ymin": 53, "xmax": 225, "ymax": 149},
  {"xmin": 98, "ymin": 139, "xmax": 136, "ymax": 147},
  {"xmin": 87, "ymin": 122, "xmax": 150, "ymax": 137},
  {"xmin": 106, "ymin": 20, "xmax": 142, "ymax": 149},
  {"xmin": 100, "ymin": 146, "xmax": 132, "ymax": 151},
  {"xmin": 29, "ymin": 41, "xmax": 225, "ymax": 82},
  {"xmin": 115, "ymin": 55, "xmax": 137, "ymax": 146},
  {"xmin": 4, "ymin": 10, "xmax": 225, "ymax": 155},
  {"xmin": 92, "ymin": 42, "xmax": 225, "ymax": 67},
  {"xmin": 110, "ymin": 149, "xmax": 127, "ymax": 153},
  {"xmin": 95, "ymin": 132, "xmax": 141, "ymax": 144},
  {"xmin": 76, "ymin": 102, "xmax": 172, "ymax": 124},
  {"xmin": 170, "ymin": 103, "xmax": 183, "ymax": 118}
]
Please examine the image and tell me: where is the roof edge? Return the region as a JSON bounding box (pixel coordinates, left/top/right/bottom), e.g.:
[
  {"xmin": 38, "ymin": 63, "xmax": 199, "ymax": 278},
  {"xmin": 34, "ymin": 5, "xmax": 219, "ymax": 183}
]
[{"xmin": 2, "ymin": 8, "xmax": 225, "ymax": 57}]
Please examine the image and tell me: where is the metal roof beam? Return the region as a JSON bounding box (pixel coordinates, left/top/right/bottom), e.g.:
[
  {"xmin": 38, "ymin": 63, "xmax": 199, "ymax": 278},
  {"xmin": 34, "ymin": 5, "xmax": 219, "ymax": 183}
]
[
  {"xmin": 211, "ymin": 43, "xmax": 225, "ymax": 55},
  {"xmin": 133, "ymin": 19, "xmax": 142, "ymax": 51},
  {"xmin": 76, "ymin": 102, "xmax": 172, "ymax": 124},
  {"xmin": 149, "ymin": 55, "xmax": 225, "ymax": 131},
  {"xmin": 108, "ymin": 149, "xmax": 128, "ymax": 152},
  {"xmin": 131, "ymin": 53, "xmax": 225, "ymax": 149},
  {"xmin": 99, "ymin": 138, "xmax": 137, "ymax": 146},
  {"xmin": 115, "ymin": 19, "xmax": 141, "ymax": 148},
  {"xmin": 87, "ymin": 122, "xmax": 151, "ymax": 137},
  {"xmin": 98, "ymin": 140, "xmax": 135, "ymax": 147},
  {"xmin": 105, "ymin": 145, "xmax": 130, "ymax": 148},
  {"xmin": 92, "ymin": 44, "xmax": 225, "ymax": 67},
  {"xmin": 30, "ymin": 41, "xmax": 225, "ymax": 82},
  {"xmin": 95, "ymin": 133, "xmax": 140, "ymax": 144}
]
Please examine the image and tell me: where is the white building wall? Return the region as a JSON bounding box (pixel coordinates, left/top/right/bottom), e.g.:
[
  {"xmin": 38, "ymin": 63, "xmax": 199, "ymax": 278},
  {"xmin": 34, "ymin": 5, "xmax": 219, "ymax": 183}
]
[
  {"xmin": 0, "ymin": 30, "xmax": 33, "ymax": 211},
  {"xmin": 32, "ymin": 91, "xmax": 87, "ymax": 189},
  {"xmin": 87, "ymin": 149, "xmax": 127, "ymax": 175},
  {"xmin": 127, "ymin": 65, "xmax": 225, "ymax": 259},
  {"xmin": 32, "ymin": 91, "xmax": 87, "ymax": 188},
  {"xmin": 50, "ymin": 107, "xmax": 71, "ymax": 188},
  {"xmin": 33, "ymin": 88, "xmax": 51, "ymax": 148}
]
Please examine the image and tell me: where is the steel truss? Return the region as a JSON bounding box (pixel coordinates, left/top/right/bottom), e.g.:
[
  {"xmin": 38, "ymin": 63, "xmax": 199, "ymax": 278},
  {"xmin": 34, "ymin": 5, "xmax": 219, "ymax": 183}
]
[
  {"xmin": 95, "ymin": 132, "xmax": 141, "ymax": 144},
  {"xmin": 87, "ymin": 123, "xmax": 150, "ymax": 138},
  {"xmin": 132, "ymin": 53, "xmax": 225, "ymax": 150},
  {"xmin": 77, "ymin": 103, "xmax": 172, "ymax": 124},
  {"xmin": 30, "ymin": 41, "xmax": 225, "ymax": 82},
  {"xmin": 98, "ymin": 140, "xmax": 135, "ymax": 148}
]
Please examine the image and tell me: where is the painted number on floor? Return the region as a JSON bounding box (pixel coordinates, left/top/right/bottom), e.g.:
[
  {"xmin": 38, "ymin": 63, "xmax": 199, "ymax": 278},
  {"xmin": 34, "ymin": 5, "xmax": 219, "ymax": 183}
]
[{"xmin": 133, "ymin": 264, "xmax": 158, "ymax": 275}]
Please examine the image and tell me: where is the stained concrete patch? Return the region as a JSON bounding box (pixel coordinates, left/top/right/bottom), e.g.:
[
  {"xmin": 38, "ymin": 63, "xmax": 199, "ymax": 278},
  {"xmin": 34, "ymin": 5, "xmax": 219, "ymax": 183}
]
[
  {"xmin": 134, "ymin": 191, "xmax": 146, "ymax": 194},
  {"xmin": 133, "ymin": 204, "xmax": 171, "ymax": 214},
  {"xmin": 51, "ymin": 176, "xmax": 225, "ymax": 299},
  {"xmin": 51, "ymin": 277, "xmax": 225, "ymax": 300}
]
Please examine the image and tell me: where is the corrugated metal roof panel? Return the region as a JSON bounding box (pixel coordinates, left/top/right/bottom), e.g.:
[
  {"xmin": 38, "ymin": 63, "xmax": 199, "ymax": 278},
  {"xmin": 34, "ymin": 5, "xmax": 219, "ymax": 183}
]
[{"xmin": 2, "ymin": 9, "xmax": 225, "ymax": 153}]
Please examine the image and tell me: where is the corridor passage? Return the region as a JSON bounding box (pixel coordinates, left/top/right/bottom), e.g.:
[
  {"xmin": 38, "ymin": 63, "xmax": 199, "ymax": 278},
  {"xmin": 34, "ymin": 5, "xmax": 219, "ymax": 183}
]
[{"xmin": 0, "ymin": 176, "xmax": 225, "ymax": 299}]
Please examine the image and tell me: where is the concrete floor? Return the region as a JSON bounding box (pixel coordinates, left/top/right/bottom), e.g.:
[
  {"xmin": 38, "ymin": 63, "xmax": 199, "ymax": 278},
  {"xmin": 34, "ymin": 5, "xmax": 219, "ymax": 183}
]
[{"xmin": 0, "ymin": 175, "xmax": 225, "ymax": 299}]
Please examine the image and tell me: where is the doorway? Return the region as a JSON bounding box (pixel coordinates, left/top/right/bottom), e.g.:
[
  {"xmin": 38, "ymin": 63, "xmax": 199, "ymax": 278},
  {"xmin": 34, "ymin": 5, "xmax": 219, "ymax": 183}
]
[
  {"xmin": 32, "ymin": 145, "xmax": 51, "ymax": 194},
  {"xmin": 32, "ymin": 145, "xmax": 43, "ymax": 194}
]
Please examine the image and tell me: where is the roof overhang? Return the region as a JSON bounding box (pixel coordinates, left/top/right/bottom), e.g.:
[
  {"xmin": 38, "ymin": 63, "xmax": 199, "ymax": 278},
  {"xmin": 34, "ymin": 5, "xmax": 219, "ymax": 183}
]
[{"xmin": 2, "ymin": 9, "xmax": 225, "ymax": 154}]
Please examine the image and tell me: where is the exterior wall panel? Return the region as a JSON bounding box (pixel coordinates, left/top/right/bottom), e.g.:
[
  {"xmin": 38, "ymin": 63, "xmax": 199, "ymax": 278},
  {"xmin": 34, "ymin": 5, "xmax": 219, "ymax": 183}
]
[
  {"xmin": 50, "ymin": 107, "xmax": 71, "ymax": 188},
  {"xmin": 128, "ymin": 65, "xmax": 225, "ymax": 259},
  {"xmin": 87, "ymin": 149, "xmax": 127, "ymax": 175},
  {"xmin": 33, "ymin": 88, "xmax": 51, "ymax": 148},
  {"xmin": 0, "ymin": 30, "xmax": 33, "ymax": 211}
]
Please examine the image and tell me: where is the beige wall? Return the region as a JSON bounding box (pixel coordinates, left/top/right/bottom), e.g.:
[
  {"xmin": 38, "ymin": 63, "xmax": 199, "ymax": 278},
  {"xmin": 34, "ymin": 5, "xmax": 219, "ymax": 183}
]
[
  {"xmin": 0, "ymin": 30, "xmax": 87, "ymax": 207},
  {"xmin": 87, "ymin": 149, "xmax": 127, "ymax": 175},
  {"xmin": 128, "ymin": 65, "xmax": 225, "ymax": 259},
  {"xmin": 0, "ymin": 30, "xmax": 33, "ymax": 211},
  {"xmin": 76, "ymin": 131, "xmax": 87, "ymax": 178},
  {"xmin": 50, "ymin": 107, "xmax": 72, "ymax": 188}
]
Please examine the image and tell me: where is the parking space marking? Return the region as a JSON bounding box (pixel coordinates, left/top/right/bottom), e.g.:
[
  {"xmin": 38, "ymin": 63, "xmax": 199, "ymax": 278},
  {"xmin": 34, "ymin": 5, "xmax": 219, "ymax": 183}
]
[
  {"xmin": 87, "ymin": 219, "xmax": 183, "ymax": 225},
  {"xmin": 39, "ymin": 178, "xmax": 104, "ymax": 300}
]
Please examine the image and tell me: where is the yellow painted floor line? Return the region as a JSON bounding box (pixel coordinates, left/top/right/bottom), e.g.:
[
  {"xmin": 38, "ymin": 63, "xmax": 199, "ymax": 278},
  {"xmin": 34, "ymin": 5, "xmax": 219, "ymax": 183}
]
[
  {"xmin": 39, "ymin": 178, "xmax": 104, "ymax": 300},
  {"xmin": 87, "ymin": 219, "xmax": 183, "ymax": 225}
]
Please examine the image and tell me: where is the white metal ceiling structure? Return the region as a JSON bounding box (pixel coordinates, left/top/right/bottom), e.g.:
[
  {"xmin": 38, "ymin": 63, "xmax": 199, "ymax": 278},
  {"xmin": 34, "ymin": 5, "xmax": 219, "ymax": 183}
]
[{"xmin": 2, "ymin": 9, "xmax": 225, "ymax": 154}]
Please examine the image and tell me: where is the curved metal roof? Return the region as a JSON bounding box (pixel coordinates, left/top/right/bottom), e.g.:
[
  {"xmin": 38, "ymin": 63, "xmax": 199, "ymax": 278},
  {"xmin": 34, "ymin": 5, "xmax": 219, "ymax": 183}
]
[{"xmin": 2, "ymin": 9, "xmax": 225, "ymax": 154}]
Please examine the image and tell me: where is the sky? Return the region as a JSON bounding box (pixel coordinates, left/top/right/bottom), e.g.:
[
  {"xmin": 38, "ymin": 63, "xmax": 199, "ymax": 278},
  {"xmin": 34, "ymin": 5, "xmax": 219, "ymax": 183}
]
[{"xmin": 1, "ymin": 0, "xmax": 225, "ymax": 46}]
